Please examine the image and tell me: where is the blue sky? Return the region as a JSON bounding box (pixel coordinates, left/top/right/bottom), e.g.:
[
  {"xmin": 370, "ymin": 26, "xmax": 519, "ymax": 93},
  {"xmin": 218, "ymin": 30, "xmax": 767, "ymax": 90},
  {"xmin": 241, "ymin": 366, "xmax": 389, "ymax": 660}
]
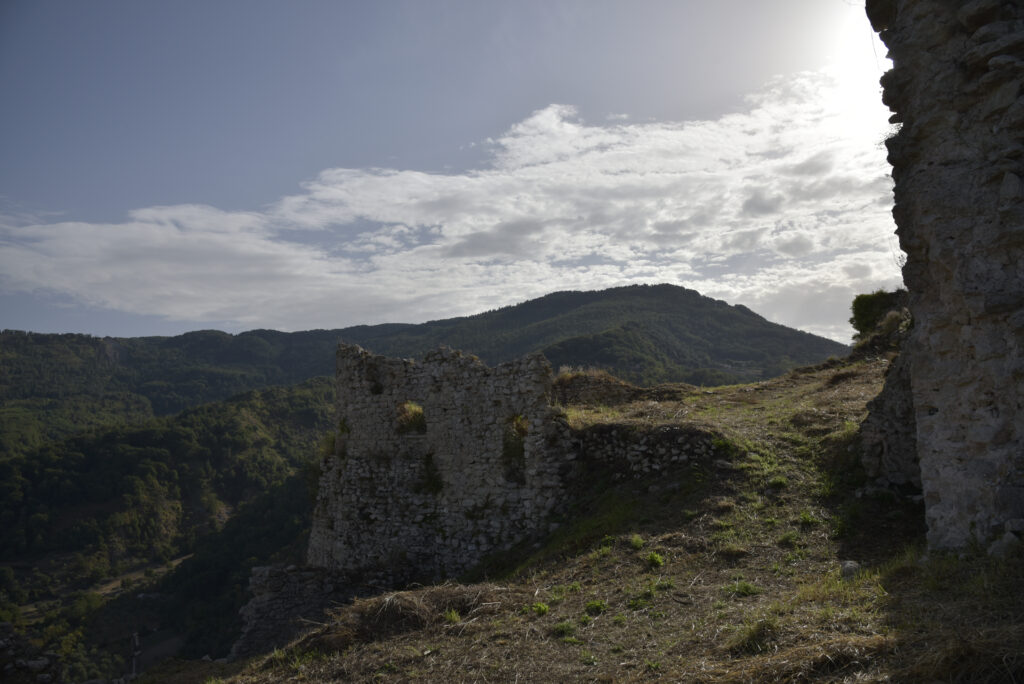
[{"xmin": 0, "ymin": 0, "xmax": 900, "ymax": 341}]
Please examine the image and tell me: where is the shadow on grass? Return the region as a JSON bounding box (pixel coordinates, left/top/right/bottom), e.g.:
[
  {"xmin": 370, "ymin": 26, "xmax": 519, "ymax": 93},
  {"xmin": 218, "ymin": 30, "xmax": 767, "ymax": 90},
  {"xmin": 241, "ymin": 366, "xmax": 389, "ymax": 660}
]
[{"xmin": 817, "ymin": 431, "xmax": 1024, "ymax": 682}]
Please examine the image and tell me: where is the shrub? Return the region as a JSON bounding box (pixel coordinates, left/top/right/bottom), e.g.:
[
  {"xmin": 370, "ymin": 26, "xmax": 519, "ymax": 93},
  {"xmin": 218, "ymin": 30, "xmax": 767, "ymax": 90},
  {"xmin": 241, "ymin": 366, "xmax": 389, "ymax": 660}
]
[
  {"xmin": 725, "ymin": 616, "xmax": 778, "ymax": 654},
  {"xmin": 849, "ymin": 289, "xmax": 907, "ymax": 340},
  {"xmin": 630, "ymin": 534, "xmax": 644, "ymax": 550},
  {"xmin": 551, "ymin": 620, "xmax": 575, "ymax": 637},
  {"xmin": 396, "ymin": 401, "xmax": 426, "ymax": 434},
  {"xmin": 585, "ymin": 600, "xmax": 607, "ymax": 616},
  {"xmin": 646, "ymin": 552, "xmax": 665, "ymax": 569},
  {"xmin": 798, "ymin": 510, "xmax": 820, "ymax": 527},
  {"xmin": 531, "ymin": 602, "xmax": 549, "ymax": 616},
  {"xmin": 776, "ymin": 531, "xmax": 800, "ymax": 548}
]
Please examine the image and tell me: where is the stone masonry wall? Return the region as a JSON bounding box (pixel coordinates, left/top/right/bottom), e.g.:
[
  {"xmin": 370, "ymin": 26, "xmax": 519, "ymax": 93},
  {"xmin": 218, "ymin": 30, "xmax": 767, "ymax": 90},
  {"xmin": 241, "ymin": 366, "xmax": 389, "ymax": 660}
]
[
  {"xmin": 866, "ymin": 0, "xmax": 1024, "ymax": 550},
  {"xmin": 234, "ymin": 346, "xmax": 724, "ymax": 655},
  {"xmin": 306, "ymin": 345, "xmax": 576, "ymax": 585},
  {"xmin": 577, "ymin": 423, "xmax": 719, "ymax": 480}
]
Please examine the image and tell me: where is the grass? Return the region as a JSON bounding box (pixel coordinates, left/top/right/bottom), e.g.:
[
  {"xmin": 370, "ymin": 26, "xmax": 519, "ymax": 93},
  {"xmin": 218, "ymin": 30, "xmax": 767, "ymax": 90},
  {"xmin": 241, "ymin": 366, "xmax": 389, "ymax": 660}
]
[
  {"xmin": 395, "ymin": 400, "xmax": 427, "ymax": 434},
  {"xmin": 188, "ymin": 356, "xmax": 1024, "ymax": 683}
]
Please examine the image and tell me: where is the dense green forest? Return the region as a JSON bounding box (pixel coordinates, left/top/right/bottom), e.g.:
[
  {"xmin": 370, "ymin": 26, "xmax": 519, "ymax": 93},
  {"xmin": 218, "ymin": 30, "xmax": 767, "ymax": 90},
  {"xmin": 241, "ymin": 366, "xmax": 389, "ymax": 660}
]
[{"xmin": 0, "ymin": 379, "xmax": 333, "ymax": 677}]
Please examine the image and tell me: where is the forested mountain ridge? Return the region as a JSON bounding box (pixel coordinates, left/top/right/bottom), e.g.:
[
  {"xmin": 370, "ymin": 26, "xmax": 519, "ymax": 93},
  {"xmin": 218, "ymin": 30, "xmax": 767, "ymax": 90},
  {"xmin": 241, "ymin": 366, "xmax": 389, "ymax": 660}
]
[
  {"xmin": 1, "ymin": 284, "xmax": 847, "ymax": 458},
  {"xmin": 341, "ymin": 284, "xmax": 848, "ymax": 386}
]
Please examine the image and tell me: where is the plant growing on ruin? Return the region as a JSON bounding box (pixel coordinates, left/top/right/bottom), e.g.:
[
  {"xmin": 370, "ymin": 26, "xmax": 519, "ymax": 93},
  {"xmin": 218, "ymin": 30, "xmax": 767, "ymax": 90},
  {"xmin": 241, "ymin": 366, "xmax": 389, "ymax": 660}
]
[
  {"xmin": 502, "ymin": 414, "xmax": 529, "ymax": 484},
  {"xmin": 396, "ymin": 401, "xmax": 427, "ymax": 434},
  {"xmin": 849, "ymin": 289, "xmax": 907, "ymax": 340}
]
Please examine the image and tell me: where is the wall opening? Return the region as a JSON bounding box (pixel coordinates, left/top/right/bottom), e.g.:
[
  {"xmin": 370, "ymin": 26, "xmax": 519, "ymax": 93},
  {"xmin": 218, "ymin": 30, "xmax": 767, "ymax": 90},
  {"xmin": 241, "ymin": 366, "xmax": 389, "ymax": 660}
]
[{"xmin": 502, "ymin": 414, "xmax": 529, "ymax": 484}]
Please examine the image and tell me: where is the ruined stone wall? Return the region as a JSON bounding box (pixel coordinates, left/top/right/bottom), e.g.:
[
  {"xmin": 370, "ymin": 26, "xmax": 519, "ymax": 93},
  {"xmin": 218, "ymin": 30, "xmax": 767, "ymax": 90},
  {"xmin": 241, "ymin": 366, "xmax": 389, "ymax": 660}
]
[
  {"xmin": 866, "ymin": 0, "xmax": 1024, "ymax": 550},
  {"xmin": 578, "ymin": 424, "xmax": 718, "ymax": 479},
  {"xmin": 231, "ymin": 565, "xmax": 356, "ymax": 659},
  {"xmin": 233, "ymin": 346, "xmax": 721, "ymax": 656},
  {"xmin": 306, "ymin": 345, "xmax": 576, "ymax": 585}
]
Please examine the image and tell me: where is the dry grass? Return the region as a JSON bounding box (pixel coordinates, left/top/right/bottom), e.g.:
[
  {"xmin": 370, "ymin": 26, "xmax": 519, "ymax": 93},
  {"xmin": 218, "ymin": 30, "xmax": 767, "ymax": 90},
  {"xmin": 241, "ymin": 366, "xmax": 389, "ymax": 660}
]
[{"xmin": 192, "ymin": 356, "xmax": 1024, "ymax": 683}]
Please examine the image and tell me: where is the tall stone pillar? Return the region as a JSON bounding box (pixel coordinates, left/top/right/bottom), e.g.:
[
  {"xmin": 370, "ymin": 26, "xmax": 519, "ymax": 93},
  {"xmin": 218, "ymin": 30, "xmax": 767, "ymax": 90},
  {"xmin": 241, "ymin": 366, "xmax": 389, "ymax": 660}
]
[{"xmin": 866, "ymin": 0, "xmax": 1024, "ymax": 550}]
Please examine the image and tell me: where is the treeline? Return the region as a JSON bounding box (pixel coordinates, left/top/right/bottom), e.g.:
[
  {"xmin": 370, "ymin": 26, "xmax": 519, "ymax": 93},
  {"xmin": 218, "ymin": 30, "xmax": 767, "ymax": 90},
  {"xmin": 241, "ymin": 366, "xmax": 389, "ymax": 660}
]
[{"xmin": 0, "ymin": 329, "xmax": 343, "ymax": 458}]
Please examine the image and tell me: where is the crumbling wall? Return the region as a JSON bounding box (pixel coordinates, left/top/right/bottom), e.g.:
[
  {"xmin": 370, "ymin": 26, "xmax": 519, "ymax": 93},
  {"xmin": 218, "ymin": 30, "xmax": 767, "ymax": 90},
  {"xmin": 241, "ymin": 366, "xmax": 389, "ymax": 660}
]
[
  {"xmin": 233, "ymin": 345, "xmax": 720, "ymax": 656},
  {"xmin": 866, "ymin": 0, "xmax": 1024, "ymax": 550},
  {"xmin": 306, "ymin": 345, "xmax": 576, "ymax": 585},
  {"xmin": 860, "ymin": 351, "xmax": 919, "ymax": 488},
  {"xmin": 230, "ymin": 565, "xmax": 356, "ymax": 659}
]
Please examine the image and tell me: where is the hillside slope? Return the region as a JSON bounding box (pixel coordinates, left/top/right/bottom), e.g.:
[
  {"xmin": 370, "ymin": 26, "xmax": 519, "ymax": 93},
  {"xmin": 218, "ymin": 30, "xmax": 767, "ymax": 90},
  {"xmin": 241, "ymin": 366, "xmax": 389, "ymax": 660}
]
[
  {"xmin": 143, "ymin": 354, "xmax": 1022, "ymax": 683},
  {"xmin": 151, "ymin": 356, "xmax": 1024, "ymax": 684}
]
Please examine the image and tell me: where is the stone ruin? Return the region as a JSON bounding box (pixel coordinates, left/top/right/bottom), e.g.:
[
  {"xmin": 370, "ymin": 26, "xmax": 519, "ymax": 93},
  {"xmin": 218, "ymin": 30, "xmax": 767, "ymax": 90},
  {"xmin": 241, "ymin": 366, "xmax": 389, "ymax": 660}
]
[
  {"xmin": 306, "ymin": 345, "xmax": 576, "ymax": 585},
  {"xmin": 232, "ymin": 344, "xmax": 723, "ymax": 656},
  {"xmin": 864, "ymin": 0, "xmax": 1024, "ymax": 551}
]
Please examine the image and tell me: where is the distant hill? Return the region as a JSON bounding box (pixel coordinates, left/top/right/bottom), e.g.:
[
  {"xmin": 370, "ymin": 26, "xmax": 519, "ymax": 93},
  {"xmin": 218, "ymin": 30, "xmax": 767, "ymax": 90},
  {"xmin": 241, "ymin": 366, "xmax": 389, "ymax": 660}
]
[
  {"xmin": 342, "ymin": 284, "xmax": 848, "ymax": 386},
  {"xmin": 1, "ymin": 284, "xmax": 846, "ymax": 456}
]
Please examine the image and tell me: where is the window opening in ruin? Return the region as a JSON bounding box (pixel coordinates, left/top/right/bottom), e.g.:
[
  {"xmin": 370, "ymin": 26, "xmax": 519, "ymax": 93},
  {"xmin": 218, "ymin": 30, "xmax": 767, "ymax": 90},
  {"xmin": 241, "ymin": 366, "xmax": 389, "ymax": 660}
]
[
  {"xmin": 396, "ymin": 400, "xmax": 427, "ymax": 434},
  {"xmin": 502, "ymin": 414, "xmax": 529, "ymax": 484},
  {"xmin": 415, "ymin": 452, "xmax": 444, "ymax": 495}
]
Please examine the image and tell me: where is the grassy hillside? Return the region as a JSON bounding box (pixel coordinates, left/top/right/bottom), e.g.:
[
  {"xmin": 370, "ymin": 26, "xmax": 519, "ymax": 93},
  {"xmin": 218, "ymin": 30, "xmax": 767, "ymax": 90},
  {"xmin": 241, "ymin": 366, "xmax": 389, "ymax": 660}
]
[{"xmin": 142, "ymin": 356, "xmax": 1022, "ymax": 683}]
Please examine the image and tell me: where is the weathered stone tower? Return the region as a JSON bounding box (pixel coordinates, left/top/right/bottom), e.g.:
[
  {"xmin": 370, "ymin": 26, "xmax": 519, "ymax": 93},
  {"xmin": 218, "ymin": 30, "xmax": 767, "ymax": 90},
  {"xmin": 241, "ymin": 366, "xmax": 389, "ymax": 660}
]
[
  {"xmin": 866, "ymin": 0, "xmax": 1024, "ymax": 550},
  {"xmin": 306, "ymin": 345, "xmax": 575, "ymax": 585}
]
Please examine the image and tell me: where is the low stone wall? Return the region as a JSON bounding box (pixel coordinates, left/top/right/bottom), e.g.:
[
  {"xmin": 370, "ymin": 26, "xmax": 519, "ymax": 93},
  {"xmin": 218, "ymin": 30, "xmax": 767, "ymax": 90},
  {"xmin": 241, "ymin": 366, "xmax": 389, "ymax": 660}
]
[{"xmin": 576, "ymin": 423, "xmax": 718, "ymax": 479}]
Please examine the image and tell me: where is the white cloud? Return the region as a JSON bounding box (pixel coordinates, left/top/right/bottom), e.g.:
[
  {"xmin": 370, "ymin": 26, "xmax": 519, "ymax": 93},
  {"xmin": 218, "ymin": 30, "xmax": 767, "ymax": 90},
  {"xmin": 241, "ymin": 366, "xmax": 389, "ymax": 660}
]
[{"xmin": 0, "ymin": 67, "xmax": 900, "ymax": 342}]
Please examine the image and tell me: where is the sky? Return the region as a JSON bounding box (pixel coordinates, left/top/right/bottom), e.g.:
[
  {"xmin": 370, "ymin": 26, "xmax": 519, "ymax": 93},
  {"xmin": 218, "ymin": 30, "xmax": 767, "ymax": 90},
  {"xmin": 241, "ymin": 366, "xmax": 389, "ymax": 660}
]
[{"xmin": 0, "ymin": 0, "xmax": 900, "ymax": 343}]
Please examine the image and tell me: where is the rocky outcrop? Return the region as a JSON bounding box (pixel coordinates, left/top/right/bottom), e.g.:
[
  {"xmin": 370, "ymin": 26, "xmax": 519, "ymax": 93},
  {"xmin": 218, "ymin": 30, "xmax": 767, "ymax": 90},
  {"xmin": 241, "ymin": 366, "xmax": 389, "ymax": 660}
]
[{"xmin": 866, "ymin": 0, "xmax": 1024, "ymax": 550}]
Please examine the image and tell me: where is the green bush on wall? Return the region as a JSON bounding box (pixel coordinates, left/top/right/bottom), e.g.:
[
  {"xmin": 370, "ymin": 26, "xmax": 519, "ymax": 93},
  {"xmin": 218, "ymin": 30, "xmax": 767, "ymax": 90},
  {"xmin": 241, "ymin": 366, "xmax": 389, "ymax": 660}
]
[{"xmin": 849, "ymin": 289, "xmax": 907, "ymax": 340}]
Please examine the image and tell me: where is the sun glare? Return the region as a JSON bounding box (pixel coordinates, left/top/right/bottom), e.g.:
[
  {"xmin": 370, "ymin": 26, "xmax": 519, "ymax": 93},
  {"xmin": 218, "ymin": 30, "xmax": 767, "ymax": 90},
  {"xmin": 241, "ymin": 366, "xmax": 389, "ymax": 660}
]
[{"xmin": 825, "ymin": 6, "xmax": 893, "ymax": 142}]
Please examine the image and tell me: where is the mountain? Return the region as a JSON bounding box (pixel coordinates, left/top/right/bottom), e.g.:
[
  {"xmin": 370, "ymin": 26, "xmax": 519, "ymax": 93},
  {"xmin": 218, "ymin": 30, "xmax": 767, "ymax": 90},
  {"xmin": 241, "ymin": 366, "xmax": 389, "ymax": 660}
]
[
  {"xmin": 0, "ymin": 284, "xmax": 846, "ymax": 457},
  {"xmin": 339, "ymin": 284, "xmax": 848, "ymax": 386}
]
